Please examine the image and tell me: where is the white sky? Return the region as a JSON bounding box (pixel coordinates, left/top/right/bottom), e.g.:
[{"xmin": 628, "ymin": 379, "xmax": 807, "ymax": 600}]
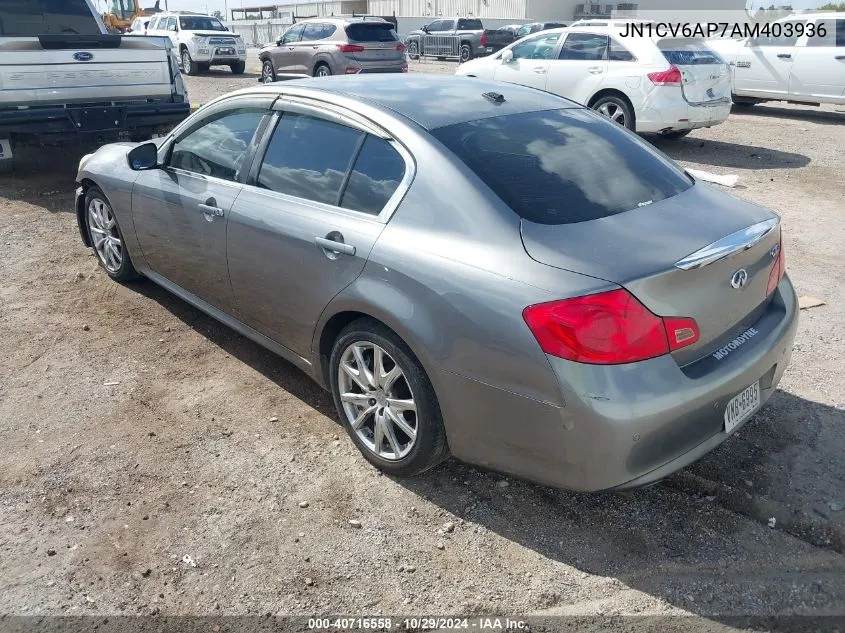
[{"xmin": 116, "ymin": 0, "xmax": 838, "ymax": 18}]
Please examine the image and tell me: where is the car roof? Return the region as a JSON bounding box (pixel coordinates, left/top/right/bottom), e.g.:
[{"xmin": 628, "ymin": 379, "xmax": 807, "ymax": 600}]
[
  {"xmin": 243, "ymin": 75, "xmax": 581, "ymax": 130},
  {"xmin": 294, "ymin": 16, "xmax": 389, "ymax": 25}
]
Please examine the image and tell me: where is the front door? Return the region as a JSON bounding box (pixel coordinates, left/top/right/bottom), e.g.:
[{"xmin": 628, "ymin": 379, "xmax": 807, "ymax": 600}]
[
  {"xmin": 546, "ymin": 32, "xmax": 609, "ymax": 105},
  {"xmin": 272, "ymin": 23, "xmax": 305, "ymax": 73},
  {"xmin": 493, "ymin": 32, "xmax": 562, "ymax": 90},
  {"xmin": 734, "ymin": 21, "xmax": 806, "ymax": 99},
  {"xmin": 228, "ymin": 107, "xmax": 409, "ymax": 357},
  {"xmin": 789, "ymin": 18, "xmax": 845, "ymax": 104},
  {"xmin": 132, "ymin": 104, "xmax": 268, "ymax": 312}
]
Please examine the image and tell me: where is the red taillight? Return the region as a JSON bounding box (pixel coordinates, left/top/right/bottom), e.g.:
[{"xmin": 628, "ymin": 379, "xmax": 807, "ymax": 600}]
[
  {"xmin": 337, "ymin": 44, "xmax": 365, "ymax": 53},
  {"xmin": 481, "ymin": 31, "xmax": 487, "ymax": 47},
  {"xmin": 396, "ymin": 43, "xmax": 407, "ymax": 52},
  {"xmin": 523, "ymin": 289, "xmax": 701, "ymax": 365},
  {"xmin": 766, "ymin": 233, "xmax": 785, "ymax": 296},
  {"xmin": 648, "ymin": 66, "xmax": 682, "ymax": 86}
]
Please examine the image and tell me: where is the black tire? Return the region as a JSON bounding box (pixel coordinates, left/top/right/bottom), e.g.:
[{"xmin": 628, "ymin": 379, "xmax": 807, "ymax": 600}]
[
  {"xmin": 407, "ymin": 40, "xmax": 420, "ymax": 60},
  {"xmin": 230, "ymin": 61, "xmax": 246, "ymax": 75},
  {"xmin": 459, "ymin": 43, "xmax": 473, "ymax": 63},
  {"xmin": 732, "ymin": 98, "xmax": 757, "ymax": 108},
  {"xmin": 660, "ymin": 129, "xmax": 692, "ymax": 140},
  {"xmin": 84, "ymin": 187, "xmax": 140, "ymax": 282},
  {"xmin": 591, "ymin": 94, "xmax": 635, "ymax": 131},
  {"xmin": 181, "ymin": 49, "xmax": 199, "ymax": 76},
  {"xmin": 129, "ymin": 128, "xmax": 152, "ymax": 143},
  {"xmin": 313, "ymin": 62, "xmax": 332, "ymax": 77},
  {"xmin": 261, "ymin": 59, "xmax": 276, "ymax": 82},
  {"xmin": 329, "ymin": 318, "xmax": 449, "ymax": 477}
]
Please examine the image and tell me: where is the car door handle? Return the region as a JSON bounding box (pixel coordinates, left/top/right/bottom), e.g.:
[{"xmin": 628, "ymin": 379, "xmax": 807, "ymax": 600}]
[
  {"xmin": 316, "ymin": 236, "xmax": 356, "ymax": 257},
  {"xmin": 777, "ymin": 53, "xmax": 792, "ymax": 59},
  {"xmin": 532, "ymin": 67, "xmax": 547, "ymax": 74},
  {"xmin": 198, "ymin": 203, "xmax": 224, "ymax": 217},
  {"xmin": 588, "ymin": 66, "xmax": 604, "ymax": 74}
]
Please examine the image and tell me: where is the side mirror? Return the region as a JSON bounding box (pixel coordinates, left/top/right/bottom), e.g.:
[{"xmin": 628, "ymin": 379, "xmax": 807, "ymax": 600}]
[
  {"xmin": 422, "ymin": 25, "xmax": 429, "ymax": 33},
  {"xmin": 501, "ymin": 49, "xmax": 514, "ymax": 63},
  {"xmin": 128, "ymin": 142, "xmax": 159, "ymax": 171}
]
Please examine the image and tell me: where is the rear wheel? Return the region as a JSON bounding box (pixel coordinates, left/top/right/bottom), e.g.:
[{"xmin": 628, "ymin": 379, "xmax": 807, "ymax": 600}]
[
  {"xmin": 261, "ymin": 59, "xmax": 276, "ymax": 82},
  {"xmin": 459, "ymin": 43, "xmax": 473, "ymax": 63},
  {"xmin": 592, "ymin": 94, "xmax": 635, "ymax": 131},
  {"xmin": 84, "ymin": 187, "xmax": 139, "ymax": 282},
  {"xmin": 407, "ymin": 40, "xmax": 420, "ymax": 60},
  {"xmin": 314, "ymin": 62, "xmax": 332, "ymax": 77},
  {"xmin": 732, "ymin": 95, "xmax": 758, "ymax": 108},
  {"xmin": 330, "ymin": 319, "xmax": 449, "ymax": 477},
  {"xmin": 181, "ymin": 49, "xmax": 199, "ymax": 76},
  {"xmin": 230, "ymin": 61, "xmax": 246, "ymax": 74},
  {"xmin": 660, "ymin": 129, "xmax": 692, "ymax": 140}
]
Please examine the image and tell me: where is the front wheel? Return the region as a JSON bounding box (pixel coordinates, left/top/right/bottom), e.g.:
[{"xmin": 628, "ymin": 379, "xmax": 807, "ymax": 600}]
[
  {"xmin": 261, "ymin": 59, "xmax": 276, "ymax": 82},
  {"xmin": 85, "ymin": 187, "xmax": 139, "ymax": 282},
  {"xmin": 330, "ymin": 319, "xmax": 449, "ymax": 477},
  {"xmin": 592, "ymin": 95, "xmax": 635, "ymax": 131},
  {"xmin": 181, "ymin": 49, "xmax": 199, "ymax": 76},
  {"xmin": 230, "ymin": 61, "xmax": 246, "ymax": 75}
]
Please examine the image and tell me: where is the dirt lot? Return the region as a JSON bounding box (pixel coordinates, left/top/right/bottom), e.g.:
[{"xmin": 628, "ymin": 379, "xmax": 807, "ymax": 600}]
[{"xmin": 1, "ymin": 57, "xmax": 844, "ymax": 625}]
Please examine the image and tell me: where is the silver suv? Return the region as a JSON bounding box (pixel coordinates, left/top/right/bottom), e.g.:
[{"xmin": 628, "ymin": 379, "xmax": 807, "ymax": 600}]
[{"xmin": 259, "ymin": 18, "xmax": 407, "ymax": 80}]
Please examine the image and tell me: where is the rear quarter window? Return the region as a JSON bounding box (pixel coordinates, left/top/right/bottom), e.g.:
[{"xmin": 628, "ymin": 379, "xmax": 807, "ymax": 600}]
[
  {"xmin": 659, "ymin": 40, "xmax": 724, "ymax": 65},
  {"xmin": 345, "ymin": 23, "xmax": 398, "ymax": 42},
  {"xmin": 458, "ymin": 19, "xmax": 482, "ymax": 30},
  {"xmin": 431, "ymin": 108, "xmax": 693, "ymax": 225}
]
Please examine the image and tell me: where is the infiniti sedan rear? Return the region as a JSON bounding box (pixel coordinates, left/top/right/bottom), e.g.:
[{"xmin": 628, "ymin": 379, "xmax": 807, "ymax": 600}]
[{"xmin": 74, "ymin": 76, "xmax": 797, "ymax": 491}]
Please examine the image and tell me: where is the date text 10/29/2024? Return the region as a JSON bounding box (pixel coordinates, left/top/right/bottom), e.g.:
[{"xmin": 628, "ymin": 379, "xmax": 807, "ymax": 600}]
[{"xmin": 308, "ymin": 617, "xmax": 528, "ymax": 630}]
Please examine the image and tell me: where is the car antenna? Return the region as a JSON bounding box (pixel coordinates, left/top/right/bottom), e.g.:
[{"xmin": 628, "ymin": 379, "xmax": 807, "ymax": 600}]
[{"xmin": 482, "ymin": 91, "xmax": 505, "ymax": 104}]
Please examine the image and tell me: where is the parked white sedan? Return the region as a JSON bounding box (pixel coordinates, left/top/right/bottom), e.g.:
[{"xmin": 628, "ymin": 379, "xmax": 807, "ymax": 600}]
[
  {"xmin": 708, "ymin": 13, "xmax": 845, "ymax": 107},
  {"xmin": 455, "ymin": 23, "xmax": 732, "ymax": 138}
]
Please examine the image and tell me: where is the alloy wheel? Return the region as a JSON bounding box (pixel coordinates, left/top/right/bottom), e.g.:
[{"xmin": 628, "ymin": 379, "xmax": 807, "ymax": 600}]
[
  {"xmin": 337, "ymin": 341, "xmax": 417, "ymax": 461},
  {"xmin": 408, "ymin": 41, "xmax": 418, "ymax": 58},
  {"xmin": 182, "ymin": 50, "xmax": 192, "ymax": 74},
  {"xmin": 87, "ymin": 197, "xmax": 123, "ymax": 273},
  {"xmin": 315, "ymin": 65, "xmax": 331, "ymax": 77},
  {"xmin": 596, "ymin": 101, "xmax": 626, "ymax": 126},
  {"xmin": 262, "ymin": 61, "xmax": 274, "ymax": 82}
]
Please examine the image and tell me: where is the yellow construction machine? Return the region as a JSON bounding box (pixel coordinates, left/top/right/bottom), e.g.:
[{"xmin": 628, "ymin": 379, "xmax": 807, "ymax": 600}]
[{"xmin": 102, "ymin": 0, "xmax": 161, "ymax": 33}]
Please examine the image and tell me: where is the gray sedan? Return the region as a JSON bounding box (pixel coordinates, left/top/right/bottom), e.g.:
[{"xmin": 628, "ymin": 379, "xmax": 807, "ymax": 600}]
[{"xmin": 74, "ymin": 76, "xmax": 798, "ymax": 492}]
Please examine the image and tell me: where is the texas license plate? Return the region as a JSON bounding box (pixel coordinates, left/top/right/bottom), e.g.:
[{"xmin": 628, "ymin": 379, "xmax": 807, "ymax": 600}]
[
  {"xmin": 0, "ymin": 138, "xmax": 12, "ymax": 160},
  {"xmin": 724, "ymin": 381, "xmax": 760, "ymax": 434}
]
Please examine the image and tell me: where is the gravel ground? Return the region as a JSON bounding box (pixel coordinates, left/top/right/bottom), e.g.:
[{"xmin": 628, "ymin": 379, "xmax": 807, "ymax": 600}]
[{"xmin": 1, "ymin": 53, "xmax": 844, "ymax": 624}]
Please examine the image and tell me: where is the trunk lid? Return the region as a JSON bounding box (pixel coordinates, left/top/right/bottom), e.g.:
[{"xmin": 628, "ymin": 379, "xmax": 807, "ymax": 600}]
[
  {"xmin": 344, "ymin": 22, "xmax": 403, "ymax": 63},
  {"xmin": 0, "ymin": 35, "xmax": 175, "ymax": 107},
  {"xmin": 658, "ymin": 38, "xmax": 732, "ymax": 104},
  {"xmin": 520, "ymin": 184, "xmax": 780, "ymax": 362}
]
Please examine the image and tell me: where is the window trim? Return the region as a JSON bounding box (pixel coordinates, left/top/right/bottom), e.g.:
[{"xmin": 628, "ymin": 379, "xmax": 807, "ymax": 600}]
[{"xmin": 244, "ymin": 105, "xmax": 415, "ymax": 224}]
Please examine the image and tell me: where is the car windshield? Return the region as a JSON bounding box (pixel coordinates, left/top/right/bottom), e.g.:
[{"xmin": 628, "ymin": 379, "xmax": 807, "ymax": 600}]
[
  {"xmin": 345, "ymin": 23, "xmax": 398, "ymax": 42},
  {"xmin": 179, "ymin": 16, "xmax": 227, "ymax": 31},
  {"xmin": 0, "ymin": 0, "xmax": 102, "ymax": 35},
  {"xmin": 431, "ymin": 109, "xmax": 693, "ymax": 225}
]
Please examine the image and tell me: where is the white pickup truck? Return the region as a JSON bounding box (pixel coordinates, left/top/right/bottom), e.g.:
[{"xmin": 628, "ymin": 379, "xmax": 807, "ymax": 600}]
[
  {"xmin": 709, "ymin": 13, "xmax": 845, "ymax": 107},
  {"xmin": 0, "ymin": 0, "xmax": 190, "ymax": 171}
]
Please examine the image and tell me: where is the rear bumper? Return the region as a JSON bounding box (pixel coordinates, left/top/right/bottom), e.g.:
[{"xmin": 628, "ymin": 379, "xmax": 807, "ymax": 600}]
[
  {"xmin": 0, "ymin": 101, "xmax": 190, "ymax": 138},
  {"xmin": 636, "ymin": 86, "xmax": 732, "ymax": 133},
  {"xmin": 442, "ymin": 276, "xmax": 799, "ymax": 492}
]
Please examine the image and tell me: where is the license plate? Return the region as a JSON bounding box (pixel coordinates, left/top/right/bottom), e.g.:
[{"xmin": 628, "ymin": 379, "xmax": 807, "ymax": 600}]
[
  {"xmin": 216, "ymin": 47, "xmax": 234, "ymax": 55},
  {"xmin": 724, "ymin": 381, "xmax": 760, "ymax": 434},
  {"xmin": 0, "ymin": 138, "xmax": 12, "ymax": 160}
]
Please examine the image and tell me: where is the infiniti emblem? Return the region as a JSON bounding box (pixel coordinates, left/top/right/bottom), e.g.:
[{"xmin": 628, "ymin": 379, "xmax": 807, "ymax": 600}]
[
  {"xmin": 730, "ymin": 268, "xmax": 749, "ymax": 289},
  {"xmin": 73, "ymin": 52, "xmax": 94, "ymax": 62}
]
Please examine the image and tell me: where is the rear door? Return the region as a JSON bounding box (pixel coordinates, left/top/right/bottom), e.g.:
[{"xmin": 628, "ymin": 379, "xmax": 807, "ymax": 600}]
[
  {"xmin": 228, "ymin": 104, "xmax": 409, "ymax": 356},
  {"xmin": 132, "ymin": 99, "xmax": 271, "ymax": 312},
  {"xmin": 343, "ymin": 22, "xmax": 404, "ymax": 67},
  {"xmin": 493, "ymin": 31, "xmax": 562, "ymax": 90},
  {"xmin": 732, "ymin": 20, "xmax": 805, "ymax": 98},
  {"xmin": 657, "ymin": 39, "xmax": 731, "ymax": 105},
  {"xmin": 788, "ymin": 18, "xmax": 845, "ymax": 104},
  {"xmin": 546, "ymin": 32, "xmax": 609, "ymax": 105}
]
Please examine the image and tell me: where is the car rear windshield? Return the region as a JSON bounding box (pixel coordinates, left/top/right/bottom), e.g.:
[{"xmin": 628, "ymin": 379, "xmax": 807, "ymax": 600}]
[
  {"xmin": 179, "ymin": 16, "xmax": 227, "ymax": 31},
  {"xmin": 659, "ymin": 39, "xmax": 724, "ymax": 65},
  {"xmin": 345, "ymin": 23, "xmax": 398, "ymax": 42},
  {"xmin": 0, "ymin": 0, "xmax": 101, "ymax": 36},
  {"xmin": 431, "ymin": 108, "xmax": 693, "ymax": 225}
]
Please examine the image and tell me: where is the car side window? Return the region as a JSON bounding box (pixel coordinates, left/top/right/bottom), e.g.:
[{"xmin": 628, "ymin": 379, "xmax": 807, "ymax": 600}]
[
  {"xmin": 427, "ymin": 20, "xmax": 442, "ymax": 32},
  {"xmin": 257, "ymin": 113, "xmax": 363, "ymax": 206},
  {"xmin": 807, "ymin": 19, "xmax": 845, "ymax": 47},
  {"xmin": 559, "ymin": 33, "xmax": 608, "ymax": 60},
  {"xmin": 282, "ymin": 23, "xmax": 305, "ymax": 44},
  {"xmin": 440, "ymin": 19, "xmax": 456, "ymax": 31},
  {"xmin": 510, "ymin": 32, "xmax": 561, "ymax": 60},
  {"xmin": 165, "ymin": 17, "xmax": 177, "ymax": 31},
  {"xmin": 169, "ymin": 108, "xmax": 265, "ymax": 182},
  {"xmin": 340, "ymin": 136, "xmax": 406, "ymax": 215},
  {"xmin": 302, "ymin": 23, "xmax": 327, "ymax": 41},
  {"xmin": 608, "ymin": 37, "xmax": 635, "ymax": 61},
  {"xmin": 147, "ymin": 17, "xmax": 158, "ymax": 30},
  {"xmin": 516, "ymin": 25, "xmax": 531, "ymax": 37}
]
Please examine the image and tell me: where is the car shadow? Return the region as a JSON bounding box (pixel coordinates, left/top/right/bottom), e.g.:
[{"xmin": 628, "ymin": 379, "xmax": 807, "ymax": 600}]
[
  {"xmin": 118, "ymin": 277, "xmax": 845, "ymax": 623},
  {"xmin": 732, "ymin": 103, "xmax": 845, "ymax": 126},
  {"xmin": 649, "ymin": 137, "xmax": 811, "ymax": 171},
  {"xmin": 198, "ymin": 69, "xmax": 262, "ymax": 80}
]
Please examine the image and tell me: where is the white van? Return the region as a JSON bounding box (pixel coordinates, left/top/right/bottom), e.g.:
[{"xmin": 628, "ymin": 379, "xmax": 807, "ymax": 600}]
[{"xmin": 709, "ymin": 14, "xmax": 845, "ymax": 106}]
